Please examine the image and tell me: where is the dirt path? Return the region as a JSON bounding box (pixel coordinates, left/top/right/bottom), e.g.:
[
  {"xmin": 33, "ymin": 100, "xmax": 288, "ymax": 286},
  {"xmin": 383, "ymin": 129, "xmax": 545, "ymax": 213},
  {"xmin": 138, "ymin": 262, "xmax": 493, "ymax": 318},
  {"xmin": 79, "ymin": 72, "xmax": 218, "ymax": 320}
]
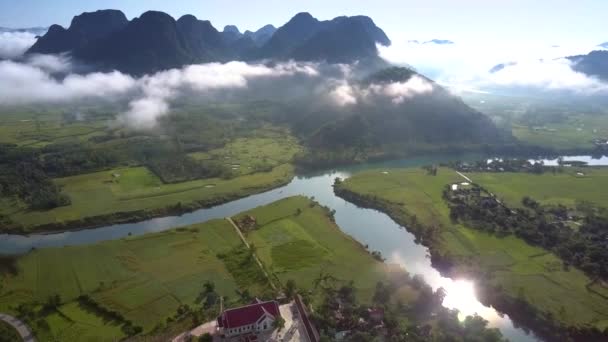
[
  {"xmin": 226, "ymin": 217, "xmax": 277, "ymax": 291},
  {"xmin": 0, "ymin": 313, "xmax": 36, "ymax": 342},
  {"xmin": 456, "ymin": 171, "xmax": 473, "ymax": 183}
]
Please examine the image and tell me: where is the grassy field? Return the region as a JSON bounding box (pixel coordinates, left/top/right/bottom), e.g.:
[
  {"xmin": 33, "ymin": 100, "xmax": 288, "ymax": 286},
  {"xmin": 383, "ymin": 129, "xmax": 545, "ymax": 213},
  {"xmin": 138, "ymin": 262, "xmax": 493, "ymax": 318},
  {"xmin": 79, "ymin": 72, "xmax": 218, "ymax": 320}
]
[
  {"xmin": 337, "ymin": 167, "xmax": 608, "ymax": 331},
  {"xmin": 234, "ymin": 196, "xmax": 387, "ymax": 302},
  {"xmin": 466, "ymin": 167, "xmax": 608, "ymax": 208},
  {"xmin": 0, "ymin": 107, "xmax": 112, "ymax": 147},
  {"xmin": 189, "ymin": 128, "xmax": 302, "ymax": 177},
  {"xmin": 0, "ymin": 103, "xmax": 304, "ymax": 233},
  {"xmin": 511, "ymin": 113, "xmax": 608, "ymax": 150},
  {"xmin": 0, "ymin": 218, "xmax": 269, "ymax": 340},
  {"xmin": 44, "ymin": 302, "xmax": 125, "ymax": 342},
  {"xmin": 462, "ymin": 93, "xmax": 608, "ymax": 150},
  {"xmin": 0, "ymin": 196, "xmax": 396, "ymax": 340},
  {"xmin": 0, "ymin": 163, "xmax": 294, "ymax": 231}
]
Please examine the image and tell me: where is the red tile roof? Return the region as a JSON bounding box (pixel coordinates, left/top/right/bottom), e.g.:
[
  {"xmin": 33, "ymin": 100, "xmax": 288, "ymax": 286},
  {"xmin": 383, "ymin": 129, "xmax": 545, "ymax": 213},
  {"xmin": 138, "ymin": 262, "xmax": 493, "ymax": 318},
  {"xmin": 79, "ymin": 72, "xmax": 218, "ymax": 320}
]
[{"xmin": 218, "ymin": 300, "xmax": 281, "ymax": 329}]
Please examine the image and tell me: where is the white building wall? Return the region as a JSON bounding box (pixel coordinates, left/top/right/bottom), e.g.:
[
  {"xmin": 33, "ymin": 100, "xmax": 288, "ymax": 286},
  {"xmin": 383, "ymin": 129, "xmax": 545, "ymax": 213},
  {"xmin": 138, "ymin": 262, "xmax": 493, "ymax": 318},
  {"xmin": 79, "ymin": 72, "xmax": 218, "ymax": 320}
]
[{"xmin": 222, "ymin": 313, "xmax": 277, "ymax": 337}]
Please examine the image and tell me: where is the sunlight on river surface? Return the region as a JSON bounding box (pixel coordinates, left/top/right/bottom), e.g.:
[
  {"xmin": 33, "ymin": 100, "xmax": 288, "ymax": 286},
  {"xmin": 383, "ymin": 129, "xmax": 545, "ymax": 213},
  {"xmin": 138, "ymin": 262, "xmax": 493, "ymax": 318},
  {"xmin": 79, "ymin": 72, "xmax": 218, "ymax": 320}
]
[
  {"xmin": 440, "ymin": 279, "xmax": 505, "ymax": 323},
  {"xmin": 390, "ymin": 251, "xmax": 512, "ymax": 328}
]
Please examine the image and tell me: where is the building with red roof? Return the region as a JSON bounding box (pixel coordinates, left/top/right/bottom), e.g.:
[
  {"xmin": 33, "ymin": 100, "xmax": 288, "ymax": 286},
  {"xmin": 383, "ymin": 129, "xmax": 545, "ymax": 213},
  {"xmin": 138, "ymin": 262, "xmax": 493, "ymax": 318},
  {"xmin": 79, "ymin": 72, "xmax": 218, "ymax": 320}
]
[{"xmin": 217, "ymin": 299, "xmax": 281, "ymax": 338}]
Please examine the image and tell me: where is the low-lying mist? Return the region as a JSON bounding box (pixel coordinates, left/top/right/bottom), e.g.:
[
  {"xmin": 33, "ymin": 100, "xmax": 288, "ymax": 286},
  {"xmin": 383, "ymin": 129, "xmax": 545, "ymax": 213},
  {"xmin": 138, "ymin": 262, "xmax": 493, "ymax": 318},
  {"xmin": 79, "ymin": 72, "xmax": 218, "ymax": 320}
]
[
  {"xmin": 0, "ymin": 54, "xmax": 438, "ymax": 130},
  {"xmin": 379, "ymin": 40, "xmax": 608, "ymax": 95},
  {"xmin": 0, "ymin": 31, "xmax": 39, "ymax": 59}
]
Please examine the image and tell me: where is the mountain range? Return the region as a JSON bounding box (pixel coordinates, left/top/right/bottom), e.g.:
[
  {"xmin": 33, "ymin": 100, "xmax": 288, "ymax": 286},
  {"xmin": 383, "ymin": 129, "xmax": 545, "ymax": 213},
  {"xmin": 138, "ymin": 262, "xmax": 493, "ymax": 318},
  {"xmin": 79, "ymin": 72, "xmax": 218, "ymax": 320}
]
[
  {"xmin": 304, "ymin": 67, "xmax": 507, "ymax": 151},
  {"xmin": 28, "ymin": 9, "xmax": 391, "ymax": 74},
  {"xmin": 21, "ymin": 9, "xmax": 508, "ymax": 153},
  {"xmin": 568, "ymin": 50, "xmax": 608, "ymax": 81}
]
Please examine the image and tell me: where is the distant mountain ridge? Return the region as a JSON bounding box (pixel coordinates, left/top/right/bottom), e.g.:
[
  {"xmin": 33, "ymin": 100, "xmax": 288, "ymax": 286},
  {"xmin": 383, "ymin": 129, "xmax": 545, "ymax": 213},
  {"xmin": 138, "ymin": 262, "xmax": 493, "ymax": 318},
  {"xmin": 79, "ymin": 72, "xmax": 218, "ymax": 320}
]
[
  {"xmin": 489, "ymin": 62, "xmax": 517, "ymax": 73},
  {"xmin": 0, "ymin": 26, "xmax": 48, "ymax": 35},
  {"xmin": 27, "ymin": 9, "xmax": 391, "ymax": 74},
  {"xmin": 408, "ymin": 39, "xmax": 454, "ymax": 45},
  {"xmin": 243, "ymin": 24, "xmax": 277, "ymax": 46},
  {"xmin": 423, "ymin": 39, "xmax": 454, "ymax": 45},
  {"xmin": 567, "ymin": 50, "xmax": 608, "ymax": 81},
  {"xmin": 29, "ymin": 9, "xmax": 128, "ymax": 54},
  {"xmin": 305, "ymin": 67, "xmax": 508, "ymax": 150}
]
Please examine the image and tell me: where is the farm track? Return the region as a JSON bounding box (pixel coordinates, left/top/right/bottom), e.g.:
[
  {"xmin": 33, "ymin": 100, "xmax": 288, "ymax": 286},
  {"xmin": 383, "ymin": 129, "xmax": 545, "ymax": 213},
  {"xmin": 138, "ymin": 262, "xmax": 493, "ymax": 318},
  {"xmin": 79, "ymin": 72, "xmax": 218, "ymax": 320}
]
[
  {"xmin": 0, "ymin": 313, "xmax": 36, "ymax": 342},
  {"xmin": 226, "ymin": 217, "xmax": 277, "ymax": 291}
]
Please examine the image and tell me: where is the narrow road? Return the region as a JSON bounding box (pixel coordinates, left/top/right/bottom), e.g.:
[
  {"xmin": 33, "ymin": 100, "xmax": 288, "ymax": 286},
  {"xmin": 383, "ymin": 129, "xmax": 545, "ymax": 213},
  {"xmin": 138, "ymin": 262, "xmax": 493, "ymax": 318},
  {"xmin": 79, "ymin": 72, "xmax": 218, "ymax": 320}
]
[
  {"xmin": 0, "ymin": 313, "xmax": 35, "ymax": 342},
  {"xmin": 226, "ymin": 217, "xmax": 277, "ymax": 290},
  {"xmin": 456, "ymin": 171, "xmax": 473, "ymax": 183}
]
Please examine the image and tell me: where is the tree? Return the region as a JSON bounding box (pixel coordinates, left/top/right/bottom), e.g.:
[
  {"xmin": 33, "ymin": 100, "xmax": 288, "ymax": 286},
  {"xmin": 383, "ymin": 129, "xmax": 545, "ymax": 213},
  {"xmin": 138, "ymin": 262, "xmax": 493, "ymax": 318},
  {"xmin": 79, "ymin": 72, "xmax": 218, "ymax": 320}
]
[
  {"xmin": 44, "ymin": 294, "xmax": 61, "ymax": 311},
  {"xmin": 373, "ymin": 281, "xmax": 391, "ymax": 305},
  {"xmin": 239, "ymin": 289, "xmax": 251, "ymax": 302},
  {"xmin": 273, "ymin": 316, "xmax": 285, "ymax": 331},
  {"xmin": 203, "ymin": 280, "xmax": 215, "ymax": 294},
  {"xmin": 338, "ymin": 282, "xmax": 356, "ymax": 306},
  {"xmin": 199, "ymin": 333, "xmax": 213, "ymax": 342},
  {"xmin": 285, "ymin": 279, "xmax": 297, "ymax": 299}
]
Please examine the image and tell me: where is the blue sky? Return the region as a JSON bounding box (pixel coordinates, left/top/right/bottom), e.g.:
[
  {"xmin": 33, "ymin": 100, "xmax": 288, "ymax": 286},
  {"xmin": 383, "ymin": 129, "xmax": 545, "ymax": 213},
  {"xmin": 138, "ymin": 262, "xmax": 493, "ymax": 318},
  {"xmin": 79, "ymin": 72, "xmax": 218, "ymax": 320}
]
[{"xmin": 1, "ymin": 0, "xmax": 606, "ymax": 46}]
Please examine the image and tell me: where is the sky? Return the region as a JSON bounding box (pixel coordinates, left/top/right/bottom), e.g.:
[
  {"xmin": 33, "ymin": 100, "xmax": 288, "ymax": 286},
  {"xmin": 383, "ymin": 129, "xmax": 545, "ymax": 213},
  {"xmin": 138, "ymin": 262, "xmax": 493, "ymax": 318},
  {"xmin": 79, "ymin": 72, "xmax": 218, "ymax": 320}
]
[{"xmin": 1, "ymin": 0, "xmax": 606, "ymax": 47}]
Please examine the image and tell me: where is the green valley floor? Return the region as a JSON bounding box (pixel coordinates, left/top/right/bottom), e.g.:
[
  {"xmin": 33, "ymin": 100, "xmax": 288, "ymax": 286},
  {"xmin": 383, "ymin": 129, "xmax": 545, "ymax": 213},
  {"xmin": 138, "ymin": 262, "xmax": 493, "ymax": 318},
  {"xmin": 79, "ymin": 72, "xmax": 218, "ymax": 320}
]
[
  {"xmin": 334, "ymin": 167, "xmax": 608, "ymax": 334},
  {"xmin": 0, "ymin": 196, "xmax": 386, "ymax": 341}
]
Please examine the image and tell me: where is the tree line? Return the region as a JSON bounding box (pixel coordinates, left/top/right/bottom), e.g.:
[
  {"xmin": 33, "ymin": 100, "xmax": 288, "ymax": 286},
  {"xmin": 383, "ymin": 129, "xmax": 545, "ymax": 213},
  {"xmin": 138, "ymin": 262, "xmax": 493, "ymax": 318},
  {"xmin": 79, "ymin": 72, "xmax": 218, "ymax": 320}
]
[
  {"xmin": 304, "ymin": 271, "xmax": 506, "ymax": 342},
  {"xmin": 445, "ymin": 185, "xmax": 608, "ymax": 281}
]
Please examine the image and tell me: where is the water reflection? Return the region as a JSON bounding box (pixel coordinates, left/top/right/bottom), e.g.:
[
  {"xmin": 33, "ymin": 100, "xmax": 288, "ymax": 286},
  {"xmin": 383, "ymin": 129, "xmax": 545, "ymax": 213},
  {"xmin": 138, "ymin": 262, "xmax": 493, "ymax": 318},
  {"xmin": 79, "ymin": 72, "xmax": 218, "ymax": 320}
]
[{"xmin": 442, "ymin": 279, "xmax": 479, "ymax": 317}]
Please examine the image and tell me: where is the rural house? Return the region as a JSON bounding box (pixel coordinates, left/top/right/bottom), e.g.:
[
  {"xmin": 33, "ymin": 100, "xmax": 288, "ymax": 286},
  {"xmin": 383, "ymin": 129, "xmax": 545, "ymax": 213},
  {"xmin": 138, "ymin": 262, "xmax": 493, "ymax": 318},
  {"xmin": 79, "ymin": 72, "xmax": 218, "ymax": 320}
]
[{"xmin": 217, "ymin": 299, "xmax": 281, "ymax": 338}]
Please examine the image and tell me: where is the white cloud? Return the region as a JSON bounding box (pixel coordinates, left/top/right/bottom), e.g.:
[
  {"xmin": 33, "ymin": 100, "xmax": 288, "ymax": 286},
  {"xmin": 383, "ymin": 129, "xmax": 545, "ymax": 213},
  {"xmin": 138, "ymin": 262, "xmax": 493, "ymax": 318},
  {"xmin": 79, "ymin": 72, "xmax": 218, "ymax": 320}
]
[
  {"xmin": 483, "ymin": 58, "xmax": 608, "ymax": 92},
  {"xmin": 0, "ymin": 31, "xmax": 37, "ymax": 59},
  {"xmin": 0, "ymin": 59, "xmax": 136, "ymax": 104},
  {"xmin": 370, "ymin": 76, "xmax": 434, "ymax": 103},
  {"xmin": 328, "ymin": 81, "xmax": 358, "ymax": 106},
  {"xmin": 117, "ymin": 61, "xmax": 321, "ymax": 129},
  {"xmin": 0, "ymin": 58, "xmax": 321, "ymax": 127},
  {"xmin": 25, "ymin": 53, "xmax": 72, "ymax": 73},
  {"xmin": 378, "ymin": 40, "xmax": 608, "ymax": 94},
  {"xmin": 326, "ymin": 75, "xmax": 434, "ymax": 107},
  {"xmin": 0, "ymin": 55, "xmax": 436, "ymax": 127},
  {"xmin": 121, "ymin": 97, "xmax": 170, "ymax": 129}
]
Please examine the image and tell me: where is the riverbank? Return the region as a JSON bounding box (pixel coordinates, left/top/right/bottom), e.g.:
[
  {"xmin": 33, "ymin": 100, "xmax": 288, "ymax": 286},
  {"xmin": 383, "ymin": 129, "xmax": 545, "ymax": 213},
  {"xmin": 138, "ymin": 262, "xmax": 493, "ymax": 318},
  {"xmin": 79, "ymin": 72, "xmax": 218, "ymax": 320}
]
[
  {"xmin": 294, "ymin": 142, "xmax": 606, "ymax": 173},
  {"xmin": 0, "ymin": 164, "xmax": 294, "ymax": 235},
  {"xmin": 334, "ymin": 168, "xmax": 608, "ymax": 341}
]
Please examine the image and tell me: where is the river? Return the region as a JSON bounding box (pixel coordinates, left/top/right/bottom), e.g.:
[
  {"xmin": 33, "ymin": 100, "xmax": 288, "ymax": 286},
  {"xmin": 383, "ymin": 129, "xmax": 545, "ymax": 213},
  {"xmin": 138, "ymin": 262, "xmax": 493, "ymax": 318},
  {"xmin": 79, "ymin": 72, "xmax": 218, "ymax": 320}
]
[{"xmin": 2, "ymin": 153, "xmax": 608, "ymax": 341}]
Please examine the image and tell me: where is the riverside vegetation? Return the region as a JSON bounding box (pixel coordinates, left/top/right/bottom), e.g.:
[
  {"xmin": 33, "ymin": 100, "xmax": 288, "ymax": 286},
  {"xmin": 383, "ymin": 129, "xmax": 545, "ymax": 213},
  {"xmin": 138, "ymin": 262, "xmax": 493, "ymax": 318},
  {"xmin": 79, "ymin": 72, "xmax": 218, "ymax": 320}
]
[{"xmin": 334, "ymin": 166, "xmax": 608, "ymax": 341}]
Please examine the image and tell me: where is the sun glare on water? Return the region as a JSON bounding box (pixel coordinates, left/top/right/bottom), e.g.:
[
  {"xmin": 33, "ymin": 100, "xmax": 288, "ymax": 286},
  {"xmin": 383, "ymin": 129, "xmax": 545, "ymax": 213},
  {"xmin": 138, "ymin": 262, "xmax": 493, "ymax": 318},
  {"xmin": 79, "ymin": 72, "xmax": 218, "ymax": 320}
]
[
  {"xmin": 441, "ymin": 279, "xmax": 499, "ymax": 321},
  {"xmin": 390, "ymin": 251, "xmax": 506, "ymax": 325}
]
